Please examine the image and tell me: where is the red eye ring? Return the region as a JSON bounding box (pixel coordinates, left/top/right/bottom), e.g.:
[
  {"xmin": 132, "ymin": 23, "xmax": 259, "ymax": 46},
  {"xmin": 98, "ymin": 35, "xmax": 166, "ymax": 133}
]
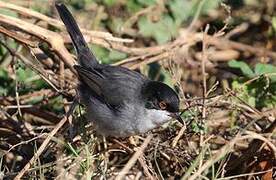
[{"xmin": 159, "ymin": 101, "xmax": 167, "ymax": 110}]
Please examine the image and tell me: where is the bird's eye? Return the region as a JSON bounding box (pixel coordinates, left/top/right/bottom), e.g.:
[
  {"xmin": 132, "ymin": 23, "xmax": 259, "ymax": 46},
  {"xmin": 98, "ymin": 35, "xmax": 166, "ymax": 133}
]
[{"xmin": 159, "ymin": 101, "xmax": 167, "ymax": 110}]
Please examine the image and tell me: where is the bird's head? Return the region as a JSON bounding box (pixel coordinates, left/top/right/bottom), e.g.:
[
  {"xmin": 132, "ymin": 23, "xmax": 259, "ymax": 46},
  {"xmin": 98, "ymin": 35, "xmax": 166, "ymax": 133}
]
[{"xmin": 141, "ymin": 81, "xmax": 183, "ymax": 125}]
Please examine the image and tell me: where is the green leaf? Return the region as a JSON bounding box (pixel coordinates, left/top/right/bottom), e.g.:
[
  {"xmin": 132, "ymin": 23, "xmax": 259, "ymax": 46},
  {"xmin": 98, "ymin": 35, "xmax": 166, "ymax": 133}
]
[
  {"xmin": 0, "ymin": 68, "xmax": 9, "ymax": 80},
  {"xmin": 137, "ymin": 0, "xmax": 156, "ymax": 6},
  {"xmin": 103, "ymin": 0, "xmax": 117, "ymax": 7},
  {"xmin": 16, "ymin": 67, "xmax": 31, "ymax": 82},
  {"xmin": 160, "ymin": 68, "xmax": 173, "ymax": 88},
  {"xmin": 14, "ymin": 64, "xmax": 47, "ymax": 92},
  {"xmin": 200, "ymin": 0, "xmax": 220, "ymax": 14},
  {"xmin": 0, "ymin": 68, "xmax": 13, "ymax": 96},
  {"xmin": 248, "ymin": 96, "xmax": 256, "ymax": 107},
  {"xmin": 108, "ymin": 50, "xmax": 127, "ymax": 62},
  {"xmin": 228, "ymin": 60, "xmax": 255, "ymax": 78},
  {"xmin": 168, "ymin": 0, "xmax": 220, "ymax": 26},
  {"xmin": 138, "ymin": 16, "xmax": 155, "ymax": 37},
  {"xmin": 254, "ymin": 63, "xmax": 276, "ymax": 82},
  {"xmin": 90, "ymin": 44, "xmax": 109, "ymax": 64},
  {"xmin": 108, "ymin": 17, "xmax": 124, "ymax": 34},
  {"xmin": 126, "ymin": 0, "xmax": 143, "ymax": 13},
  {"xmin": 0, "ymin": 44, "xmax": 7, "ymax": 56},
  {"xmin": 232, "ymin": 80, "xmax": 256, "ymax": 107},
  {"xmin": 47, "ymin": 95, "xmax": 64, "ymax": 113},
  {"xmin": 169, "ymin": 0, "xmax": 192, "ymax": 23},
  {"xmin": 138, "ymin": 15, "xmax": 178, "ymax": 44},
  {"xmin": 230, "ymin": 62, "xmax": 276, "ymax": 109},
  {"xmin": 153, "ymin": 15, "xmax": 178, "ymax": 44},
  {"xmin": 272, "ymin": 16, "xmax": 276, "ymax": 31},
  {"xmin": 0, "ymin": 86, "xmax": 8, "ymax": 96},
  {"xmin": 91, "ymin": 45, "xmax": 126, "ymax": 64},
  {"xmin": 254, "ymin": 63, "xmax": 276, "ymax": 74}
]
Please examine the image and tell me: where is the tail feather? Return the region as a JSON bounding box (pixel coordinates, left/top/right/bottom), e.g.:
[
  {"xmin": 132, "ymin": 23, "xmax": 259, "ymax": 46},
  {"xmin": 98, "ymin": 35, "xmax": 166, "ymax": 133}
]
[{"xmin": 55, "ymin": 3, "xmax": 98, "ymax": 68}]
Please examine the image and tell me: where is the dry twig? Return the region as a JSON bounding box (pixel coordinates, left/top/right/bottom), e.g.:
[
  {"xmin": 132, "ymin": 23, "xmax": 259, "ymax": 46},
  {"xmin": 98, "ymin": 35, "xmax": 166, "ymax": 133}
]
[
  {"xmin": 115, "ymin": 135, "xmax": 153, "ymax": 180},
  {"xmin": 14, "ymin": 99, "xmax": 77, "ymax": 179}
]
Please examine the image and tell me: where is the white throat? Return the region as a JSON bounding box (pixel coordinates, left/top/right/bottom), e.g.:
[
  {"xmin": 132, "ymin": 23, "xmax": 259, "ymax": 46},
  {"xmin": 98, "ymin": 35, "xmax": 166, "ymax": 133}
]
[
  {"xmin": 145, "ymin": 109, "xmax": 171, "ymax": 125},
  {"xmin": 135, "ymin": 109, "xmax": 171, "ymax": 134}
]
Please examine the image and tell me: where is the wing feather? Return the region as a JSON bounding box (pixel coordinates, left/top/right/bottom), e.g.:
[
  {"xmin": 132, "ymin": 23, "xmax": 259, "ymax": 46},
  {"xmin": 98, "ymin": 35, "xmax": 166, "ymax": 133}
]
[{"xmin": 75, "ymin": 65, "xmax": 147, "ymax": 106}]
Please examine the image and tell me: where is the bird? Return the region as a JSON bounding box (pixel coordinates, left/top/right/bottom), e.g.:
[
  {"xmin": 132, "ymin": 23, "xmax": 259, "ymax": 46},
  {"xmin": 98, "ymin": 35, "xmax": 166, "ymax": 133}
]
[{"xmin": 55, "ymin": 3, "xmax": 183, "ymax": 137}]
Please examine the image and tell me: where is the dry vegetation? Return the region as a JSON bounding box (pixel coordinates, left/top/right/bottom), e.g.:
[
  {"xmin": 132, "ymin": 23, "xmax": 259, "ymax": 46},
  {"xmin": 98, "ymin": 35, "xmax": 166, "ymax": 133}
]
[{"xmin": 0, "ymin": 0, "xmax": 275, "ymax": 179}]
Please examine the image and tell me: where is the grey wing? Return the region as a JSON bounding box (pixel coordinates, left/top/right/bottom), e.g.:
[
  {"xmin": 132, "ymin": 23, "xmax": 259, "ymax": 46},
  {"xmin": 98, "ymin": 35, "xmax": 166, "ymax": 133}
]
[{"xmin": 74, "ymin": 65, "xmax": 147, "ymax": 107}]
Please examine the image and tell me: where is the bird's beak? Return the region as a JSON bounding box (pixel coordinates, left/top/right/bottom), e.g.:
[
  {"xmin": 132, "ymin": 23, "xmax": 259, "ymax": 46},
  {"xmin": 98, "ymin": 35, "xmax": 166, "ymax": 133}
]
[{"xmin": 170, "ymin": 113, "xmax": 184, "ymax": 125}]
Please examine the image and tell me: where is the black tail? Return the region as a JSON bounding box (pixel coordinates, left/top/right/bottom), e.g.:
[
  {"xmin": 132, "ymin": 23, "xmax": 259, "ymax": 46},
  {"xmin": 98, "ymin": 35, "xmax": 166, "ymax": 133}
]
[{"xmin": 55, "ymin": 3, "xmax": 98, "ymax": 68}]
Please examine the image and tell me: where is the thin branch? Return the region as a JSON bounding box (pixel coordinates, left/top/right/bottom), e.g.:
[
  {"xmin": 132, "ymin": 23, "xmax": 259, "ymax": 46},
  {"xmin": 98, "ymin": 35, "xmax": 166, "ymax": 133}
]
[
  {"xmin": 115, "ymin": 135, "xmax": 153, "ymax": 180},
  {"xmin": 14, "ymin": 99, "xmax": 77, "ymax": 179},
  {"xmin": 0, "ymin": 0, "xmax": 133, "ymax": 43}
]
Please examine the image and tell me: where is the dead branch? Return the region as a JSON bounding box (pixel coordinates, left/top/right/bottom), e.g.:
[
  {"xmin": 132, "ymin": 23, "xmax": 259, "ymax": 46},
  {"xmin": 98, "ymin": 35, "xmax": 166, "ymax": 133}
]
[{"xmin": 0, "ymin": 1, "xmax": 133, "ymax": 43}]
